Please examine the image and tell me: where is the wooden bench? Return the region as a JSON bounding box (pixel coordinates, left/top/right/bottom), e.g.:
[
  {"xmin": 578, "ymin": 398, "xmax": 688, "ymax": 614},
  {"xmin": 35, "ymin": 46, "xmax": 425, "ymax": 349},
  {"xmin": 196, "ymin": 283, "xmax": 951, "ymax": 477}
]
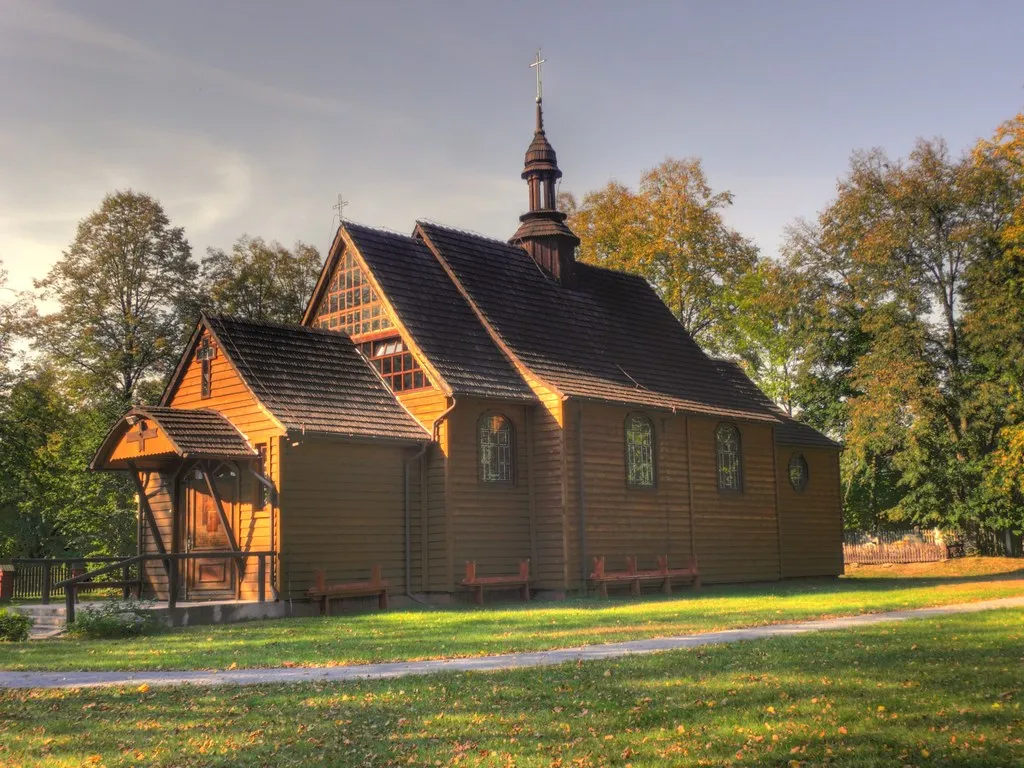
[
  {"xmin": 306, "ymin": 565, "xmax": 389, "ymax": 615},
  {"xmin": 460, "ymin": 559, "xmax": 531, "ymax": 605},
  {"xmin": 590, "ymin": 555, "xmax": 700, "ymax": 598}
]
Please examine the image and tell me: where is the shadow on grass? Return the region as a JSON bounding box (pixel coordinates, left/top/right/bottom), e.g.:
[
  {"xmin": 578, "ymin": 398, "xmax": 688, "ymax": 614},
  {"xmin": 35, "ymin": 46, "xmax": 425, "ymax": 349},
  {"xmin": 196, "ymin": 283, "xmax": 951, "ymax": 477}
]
[{"xmin": 2, "ymin": 610, "xmax": 1020, "ymax": 767}]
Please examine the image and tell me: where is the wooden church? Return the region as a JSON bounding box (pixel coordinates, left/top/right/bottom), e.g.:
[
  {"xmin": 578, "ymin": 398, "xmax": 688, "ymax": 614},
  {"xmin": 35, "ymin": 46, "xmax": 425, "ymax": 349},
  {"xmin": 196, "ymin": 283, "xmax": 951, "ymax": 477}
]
[{"xmin": 92, "ymin": 81, "xmax": 843, "ymax": 605}]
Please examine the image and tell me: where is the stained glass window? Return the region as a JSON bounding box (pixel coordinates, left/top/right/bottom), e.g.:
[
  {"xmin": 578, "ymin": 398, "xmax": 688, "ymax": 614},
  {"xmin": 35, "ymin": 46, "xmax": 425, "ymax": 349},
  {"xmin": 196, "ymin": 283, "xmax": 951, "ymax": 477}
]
[
  {"xmin": 715, "ymin": 423, "xmax": 742, "ymax": 491},
  {"xmin": 625, "ymin": 414, "xmax": 655, "ymax": 488},
  {"xmin": 479, "ymin": 414, "xmax": 513, "ymax": 483},
  {"xmin": 788, "ymin": 453, "xmax": 809, "ymax": 492}
]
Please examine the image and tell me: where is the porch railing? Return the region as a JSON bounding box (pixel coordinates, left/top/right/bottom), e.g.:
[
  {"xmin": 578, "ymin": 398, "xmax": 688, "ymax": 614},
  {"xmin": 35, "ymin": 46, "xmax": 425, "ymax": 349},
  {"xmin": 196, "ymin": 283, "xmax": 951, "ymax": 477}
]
[
  {"xmin": 9, "ymin": 557, "xmax": 138, "ymax": 603},
  {"xmin": 53, "ymin": 551, "xmax": 277, "ymax": 623}
]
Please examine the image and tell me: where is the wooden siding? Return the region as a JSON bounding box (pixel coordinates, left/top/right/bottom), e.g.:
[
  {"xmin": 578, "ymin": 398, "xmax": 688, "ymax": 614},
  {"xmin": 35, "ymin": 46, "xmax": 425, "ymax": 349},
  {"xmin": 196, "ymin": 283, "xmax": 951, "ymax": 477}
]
[
  {"xmin": 397, "ymin": 388, "xmax": 450, "ymax": 432},
  {"xmin": 688, "ymin": 416, "xmax": 781, "ymax": 583},
  {"xmin": 168, "ymin": 328, "xmax": 281, "ymax": 440},
  {"xmin": 777, "ymin": 446, "xmax": 844, "ymax": 578},
  {"xmin": 523, "ymin": 381, "xmax": 567, "ymax": 590},
  {"xmin": 137, "ymin": 328, "xmax": 285, "ymax": 600},
  {"xmin": 278, "ymin": 437, "xmax": 416, "ymax": 599},
  {"xmin": 109, "ymin": 428, "xmax": 177, "ymax": 465},
  {"xmin": 563, "ymin": 403, "xmax": 693, "ymax": 591},
  {"xmin": 446, "ymin": 399, "xmax": 533, "ymax": 585},
  {"xmin": 139, "ymin": 470, "xmax": 175, "ymax": 599}
]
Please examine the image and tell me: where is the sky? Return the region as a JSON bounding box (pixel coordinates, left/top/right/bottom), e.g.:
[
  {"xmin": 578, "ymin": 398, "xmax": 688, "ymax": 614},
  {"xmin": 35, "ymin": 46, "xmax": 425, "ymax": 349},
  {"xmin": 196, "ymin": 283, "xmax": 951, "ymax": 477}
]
[{"xmin": 1, "ymin": 0, "xmax": 1023, "ymax": 294}]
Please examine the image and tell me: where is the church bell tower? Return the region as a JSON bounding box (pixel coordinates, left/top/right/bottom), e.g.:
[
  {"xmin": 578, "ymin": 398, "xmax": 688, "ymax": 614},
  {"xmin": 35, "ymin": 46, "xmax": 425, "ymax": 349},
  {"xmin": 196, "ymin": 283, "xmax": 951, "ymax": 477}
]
[{"xmin": 509, "ymin": 52, "xmax": 580, "ymax": 287}]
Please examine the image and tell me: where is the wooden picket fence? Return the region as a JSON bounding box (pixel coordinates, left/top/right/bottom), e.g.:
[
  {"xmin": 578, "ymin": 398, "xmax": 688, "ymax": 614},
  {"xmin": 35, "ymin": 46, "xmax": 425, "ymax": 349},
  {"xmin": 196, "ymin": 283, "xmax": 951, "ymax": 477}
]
[{"xmin": 843, "ymin": 530, "xmax": 948, "ymax": 565}]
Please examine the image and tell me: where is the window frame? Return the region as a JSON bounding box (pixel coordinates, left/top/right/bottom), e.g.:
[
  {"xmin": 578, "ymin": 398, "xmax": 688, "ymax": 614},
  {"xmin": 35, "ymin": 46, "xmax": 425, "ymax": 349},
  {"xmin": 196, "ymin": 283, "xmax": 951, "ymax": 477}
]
[
  {"xmin": 715, "ymin": 422, "xmax": 743, "ymax": 493},
  {"xmin": 624, "ymin": 413, "xmax": 657, "ymax": 490},
  {"xmin": 477, "ymin": 412, "xmax": 515, "ymax": 486},
  {"xmin": 788, "ymin": 452, "xmax": 809, "ymax": 492}
]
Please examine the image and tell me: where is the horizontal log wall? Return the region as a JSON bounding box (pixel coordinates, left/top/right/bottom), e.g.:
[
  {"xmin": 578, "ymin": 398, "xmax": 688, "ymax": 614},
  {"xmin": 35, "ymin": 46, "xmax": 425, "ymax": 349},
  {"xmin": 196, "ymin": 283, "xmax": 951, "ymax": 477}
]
[
  {"xmin": 447, "ymin": 399, "xmax": 533, "ymax": 583},
  {"xmin": 689, "ymin": 416, "xmax": 781, "ymax": 584},
  {"xmin": 397, "ymin": 387, "xmax": 450, "ymax": 592},
  {"xmin": 140, "ymin": 470, "xmax": 175, "ymax": 599},
  {"xmin": 279, "ymin": 437, "xmax": 415, "ymax": 599},
  {"xmin": 778, "ymin": 446, "xmax": 844, "ymax": 577},
  {"xmin": 572, "ymin": 404, "xmax": 692, "ymax": 589}
]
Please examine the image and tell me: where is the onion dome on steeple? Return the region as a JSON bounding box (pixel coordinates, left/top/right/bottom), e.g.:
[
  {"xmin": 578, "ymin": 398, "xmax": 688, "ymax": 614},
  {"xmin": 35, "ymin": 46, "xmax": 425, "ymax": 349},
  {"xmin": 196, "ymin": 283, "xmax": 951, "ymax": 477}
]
[{"xmin": 510, "ymin": 51, "xmax": 580, "ymax": 287}]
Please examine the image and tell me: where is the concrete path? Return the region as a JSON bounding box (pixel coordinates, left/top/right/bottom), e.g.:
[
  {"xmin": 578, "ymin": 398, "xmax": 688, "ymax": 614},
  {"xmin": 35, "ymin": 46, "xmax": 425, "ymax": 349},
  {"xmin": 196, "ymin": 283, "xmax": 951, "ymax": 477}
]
[{"xmin": 2, "ymin": 596, "xmax": 1022, "ymax": 690}]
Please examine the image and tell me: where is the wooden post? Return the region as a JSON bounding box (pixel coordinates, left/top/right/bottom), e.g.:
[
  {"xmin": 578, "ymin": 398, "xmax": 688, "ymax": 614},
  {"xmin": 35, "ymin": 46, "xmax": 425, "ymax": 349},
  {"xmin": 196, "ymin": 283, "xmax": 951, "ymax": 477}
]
[
  {"xmin": 65, "ymin": 584, "xmax": 75, "ymax": 624},
  {"xmin": 122, "ymin": 562, "xmax": 131, "ymax": 599},
  {"xmin": 257, "ymin": 555, "xmax": 266, "ymax": 603},
  {"xmin": 41, "ymin": 561, "xmax": 51, "ymax": 605},
  {"xmin": 168, "ymin": 558, "xmax": 178, "ymax": 610}
]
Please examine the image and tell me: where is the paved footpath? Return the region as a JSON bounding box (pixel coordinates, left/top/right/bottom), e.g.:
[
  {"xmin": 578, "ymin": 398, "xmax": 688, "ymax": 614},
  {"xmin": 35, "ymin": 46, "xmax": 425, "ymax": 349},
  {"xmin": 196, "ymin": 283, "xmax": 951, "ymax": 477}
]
[{"xmin": 2, "ymin": 596, "xmax": 1022, "ymax": 690}]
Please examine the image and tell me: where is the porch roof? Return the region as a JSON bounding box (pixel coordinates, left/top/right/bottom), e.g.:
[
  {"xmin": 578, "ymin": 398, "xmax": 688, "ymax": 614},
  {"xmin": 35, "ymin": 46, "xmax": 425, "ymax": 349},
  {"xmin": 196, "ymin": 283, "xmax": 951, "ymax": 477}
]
[{"xmin": 91, "ymin": 406, "xmax": 257, "ymax": 471}]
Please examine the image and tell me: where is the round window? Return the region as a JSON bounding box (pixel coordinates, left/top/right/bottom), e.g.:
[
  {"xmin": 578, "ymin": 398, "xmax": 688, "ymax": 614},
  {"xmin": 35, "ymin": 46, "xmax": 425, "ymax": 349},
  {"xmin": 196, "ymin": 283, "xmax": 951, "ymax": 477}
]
[{"xmin": 788, "ymin": 454, "xmax": 809, "ymax": 492}]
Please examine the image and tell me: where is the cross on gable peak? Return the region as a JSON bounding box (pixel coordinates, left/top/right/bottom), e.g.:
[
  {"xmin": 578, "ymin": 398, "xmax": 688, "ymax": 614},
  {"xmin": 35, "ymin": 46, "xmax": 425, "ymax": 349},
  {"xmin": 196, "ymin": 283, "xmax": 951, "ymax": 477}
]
[{"xmin": 126, "ymin": 421, "xmax": 159, "ymax": 452}]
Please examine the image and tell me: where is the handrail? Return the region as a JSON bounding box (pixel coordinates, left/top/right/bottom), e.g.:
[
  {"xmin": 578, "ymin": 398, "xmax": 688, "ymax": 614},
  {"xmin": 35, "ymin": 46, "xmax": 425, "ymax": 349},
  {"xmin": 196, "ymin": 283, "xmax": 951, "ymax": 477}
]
[
  {"xmin": 52, "ymin": 555, "xmax": 146, "ymax": 589},
  {"xmin": 11, "ymin": 556, "xmax": 126, "ymax": 564},
  {"xmin": 52, "ymin": 551, "xmax": 277, "ymax": 589},
  {"xmin": 56, "ymin": 551, "xmax": 277, "ymax": 623}
]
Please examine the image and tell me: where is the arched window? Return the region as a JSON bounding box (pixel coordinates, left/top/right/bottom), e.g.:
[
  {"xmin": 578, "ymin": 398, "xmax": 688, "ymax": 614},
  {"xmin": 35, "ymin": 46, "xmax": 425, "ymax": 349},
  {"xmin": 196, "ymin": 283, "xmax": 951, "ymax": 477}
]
[
  {"xmin": 478, "ymin": 413, "xmax": 514, "ymax": 483},
  {"xmin": 625, "ymin": 414, "xmax": 655, "ymax": 488},
  {"xmin": 715, "ymin": 423, "xmax": 742, "ymax": 491},
  {"xmin": 788, "ymin": 453, "xmax": 809, "ymax": 492}
]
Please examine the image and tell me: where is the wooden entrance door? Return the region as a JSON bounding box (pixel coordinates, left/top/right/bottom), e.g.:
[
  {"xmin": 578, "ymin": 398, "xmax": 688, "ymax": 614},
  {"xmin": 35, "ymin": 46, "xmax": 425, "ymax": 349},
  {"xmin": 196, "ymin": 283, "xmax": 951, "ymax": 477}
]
[{"xmin": 183, "ymin": 464, "xmax": 236, "ymax": 599}]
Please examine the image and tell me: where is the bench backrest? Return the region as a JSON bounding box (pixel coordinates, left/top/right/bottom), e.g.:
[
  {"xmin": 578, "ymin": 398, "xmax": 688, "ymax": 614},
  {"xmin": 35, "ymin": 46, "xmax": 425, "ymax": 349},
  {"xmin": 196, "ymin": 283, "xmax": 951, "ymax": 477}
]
[
  {"xmin": 517, "ymin": 559, "xmax": 530, "ymax": 581},
  {"xmin": 464, "ymin": 560, "xmax": 477, "ymax": 583},
  {"xmin": 592, "ymin": 555, "xmax": 606, "ymax": 579}
]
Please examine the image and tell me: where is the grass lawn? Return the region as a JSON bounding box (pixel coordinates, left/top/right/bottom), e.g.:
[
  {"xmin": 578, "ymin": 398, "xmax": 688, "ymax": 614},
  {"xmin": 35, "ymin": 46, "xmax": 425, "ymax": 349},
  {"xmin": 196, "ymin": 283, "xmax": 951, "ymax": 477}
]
[
  {"xmin": 1, "ymin": 608, "xmax": 1021, "ymax": 767},
  {"xmin": 0, "ymin": 557, "xmax": 1020, "ymax": 673}
]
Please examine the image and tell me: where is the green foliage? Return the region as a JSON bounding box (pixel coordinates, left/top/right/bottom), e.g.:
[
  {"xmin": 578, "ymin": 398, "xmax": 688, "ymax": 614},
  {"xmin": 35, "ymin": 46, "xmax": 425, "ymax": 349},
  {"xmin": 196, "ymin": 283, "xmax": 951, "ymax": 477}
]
[
  {"xmin": 0, "ymin": 608, "xmax": 33, "ymax": 642},
  {"xmin": 773, "ymin": 134, "xmax": 1024, "ymax": 539},
  {"xmin": 30, "ymin": 190, "xmax": 197, "ymax": 410},
  {"xmin": 0, "ymin": 369, "xmax": 134, "ymax": 558},
  {"xmin": 565, "ymin": 158, "xmax": 758, "ymax": 352},
  {"xmin": 199, "ymin": 236, "xmax": 321, "ymax": 323},
  {"xmin": 66, "ymin": 598, "xmax": 163, "ymax": 640}
]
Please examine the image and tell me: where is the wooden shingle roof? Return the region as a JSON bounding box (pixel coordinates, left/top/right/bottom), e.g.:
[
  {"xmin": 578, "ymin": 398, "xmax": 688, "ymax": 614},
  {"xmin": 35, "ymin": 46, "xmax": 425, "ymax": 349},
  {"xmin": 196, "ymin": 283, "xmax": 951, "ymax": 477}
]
[
  {"xmin": 342, "ymin": 223, "xmax": 535, "ymax": 402},
  {"xmin": 91, "ymin": 406, "xmax": 256, "ymax": 471},
  {"xmin": 205, "ymin": 315, "xmax": 429, "ymax": 443},
  {"xmin": 416, "ymin": 222, "xmax": 780, "ymax": 423},
  {"xmin": 710, "ymin": 359, "xmax": 840, "ymax": 448},
  {"xmin": 134, "ymin": 407, "xmax": 256, "ymax": 457}
]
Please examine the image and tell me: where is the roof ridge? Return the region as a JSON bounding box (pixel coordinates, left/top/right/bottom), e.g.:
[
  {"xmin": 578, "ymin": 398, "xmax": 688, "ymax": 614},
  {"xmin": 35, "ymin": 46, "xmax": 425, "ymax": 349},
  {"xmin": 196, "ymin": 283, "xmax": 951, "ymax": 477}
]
[
  {"xmin": 343, "ymin": 219, "xmax": 422, "ymax": 242},
  {"xmin": 416, "ymin": 219, "xmax": 520, "ymax": 248},
  {"xmin": 207, "ymin": 314, "xmax": 353, "ymax": 340}
]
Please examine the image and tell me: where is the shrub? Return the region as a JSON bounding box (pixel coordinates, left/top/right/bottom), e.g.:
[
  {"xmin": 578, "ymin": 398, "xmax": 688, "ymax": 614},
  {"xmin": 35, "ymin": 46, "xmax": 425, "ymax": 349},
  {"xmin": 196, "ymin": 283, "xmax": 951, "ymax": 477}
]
[
  {"xmin": 0, "ymin": 608, "xmax": 33, "ymax": 642},
  {"xmin": 66, "ymin": 598, "xmax": 164, "ymax": 639}
]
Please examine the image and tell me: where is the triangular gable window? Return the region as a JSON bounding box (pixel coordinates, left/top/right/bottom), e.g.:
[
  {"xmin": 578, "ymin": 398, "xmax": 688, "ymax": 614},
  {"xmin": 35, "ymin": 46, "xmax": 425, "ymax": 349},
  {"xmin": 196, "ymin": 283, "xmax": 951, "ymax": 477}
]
[{"xmin": 314, "ymin": 250, "xmax": 394, "ymax": 337}]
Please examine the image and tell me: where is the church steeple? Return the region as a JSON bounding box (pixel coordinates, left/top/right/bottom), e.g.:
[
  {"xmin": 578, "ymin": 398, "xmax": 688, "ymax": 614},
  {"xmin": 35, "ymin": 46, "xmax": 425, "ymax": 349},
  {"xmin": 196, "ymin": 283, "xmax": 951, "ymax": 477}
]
[{"xmin": 510, "ymin": 51, "xmax": 580, "ymax": 287}]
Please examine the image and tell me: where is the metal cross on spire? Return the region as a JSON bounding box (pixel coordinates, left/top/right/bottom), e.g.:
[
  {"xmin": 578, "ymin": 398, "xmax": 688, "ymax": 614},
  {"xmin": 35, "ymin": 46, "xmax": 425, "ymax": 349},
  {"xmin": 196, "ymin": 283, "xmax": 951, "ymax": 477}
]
[
  {"xmin": 333, "ymin": 193, "xmax": 349, "ymax": 223},
  {"xmin": 530, "ymin": 49, "xmax": 545, "ymax": 104}
]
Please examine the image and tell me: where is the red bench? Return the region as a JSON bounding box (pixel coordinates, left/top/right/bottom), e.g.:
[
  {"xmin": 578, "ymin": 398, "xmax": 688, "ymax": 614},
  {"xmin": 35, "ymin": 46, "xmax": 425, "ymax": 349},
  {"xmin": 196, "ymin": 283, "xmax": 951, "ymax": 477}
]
[
  {"xmin": 590, "ymin": 555, "xmax": 700, "ymax": 598},
  {"xmin": 461, "ymin": 559, "xmax": 531, "ymax": 605},
  {"xmin": 307, "ymin": 565, "xmax": 389, "ymax": 615}
]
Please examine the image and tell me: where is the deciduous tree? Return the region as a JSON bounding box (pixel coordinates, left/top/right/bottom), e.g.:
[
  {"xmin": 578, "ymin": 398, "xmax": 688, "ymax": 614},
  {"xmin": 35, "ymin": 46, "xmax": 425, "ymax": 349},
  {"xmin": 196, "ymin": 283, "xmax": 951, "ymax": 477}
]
[
  {"xmin": 30, "ymin": 191, "xmax": 197, "ymax": 409},
  {"xmin": 199, "ymin": 236, "xmax": 321, "ymax": 323},
  {"xmin": 565, "ymin": 158, "xmax": 758, "ymax": 351}
]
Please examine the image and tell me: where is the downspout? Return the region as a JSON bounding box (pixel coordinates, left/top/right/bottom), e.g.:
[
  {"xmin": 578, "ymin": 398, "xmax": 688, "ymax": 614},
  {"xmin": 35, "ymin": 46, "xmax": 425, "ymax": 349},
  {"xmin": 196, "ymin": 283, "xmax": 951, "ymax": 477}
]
[
  {"xmin": 403, "ymin": 398, "xmax": 457, "ymax": 606},
  {"xmin": 575, "ymin": 402, "xmax": 589, "ymax": 594}
]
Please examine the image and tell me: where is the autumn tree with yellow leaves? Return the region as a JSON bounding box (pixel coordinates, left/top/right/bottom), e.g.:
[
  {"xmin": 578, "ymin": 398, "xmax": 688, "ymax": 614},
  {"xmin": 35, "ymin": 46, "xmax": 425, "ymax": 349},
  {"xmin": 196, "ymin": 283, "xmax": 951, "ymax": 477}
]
[{"xmin": 563, "ymin": 158, "xmax": 758, "ymax": 353}]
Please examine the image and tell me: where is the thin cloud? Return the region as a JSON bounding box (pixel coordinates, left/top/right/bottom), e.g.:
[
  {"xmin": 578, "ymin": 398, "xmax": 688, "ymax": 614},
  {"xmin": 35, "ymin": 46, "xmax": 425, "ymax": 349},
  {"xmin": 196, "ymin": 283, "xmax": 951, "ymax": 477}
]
[{"xmin": 0, "ymin": 1, "xmax": 414, "ymax": 128}]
